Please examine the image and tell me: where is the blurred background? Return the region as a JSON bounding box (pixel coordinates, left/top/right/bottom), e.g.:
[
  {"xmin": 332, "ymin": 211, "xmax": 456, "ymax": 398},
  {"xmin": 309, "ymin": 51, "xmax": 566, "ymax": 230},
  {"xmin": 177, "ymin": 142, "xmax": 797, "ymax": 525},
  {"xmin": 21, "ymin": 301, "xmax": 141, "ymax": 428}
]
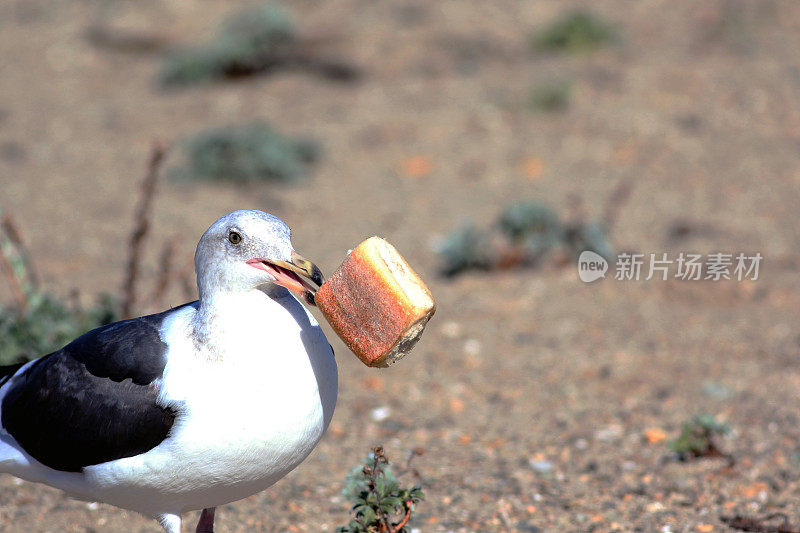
[{"xmin": 1, "ymin": 0, "xmax": 800, "ymax": 531}]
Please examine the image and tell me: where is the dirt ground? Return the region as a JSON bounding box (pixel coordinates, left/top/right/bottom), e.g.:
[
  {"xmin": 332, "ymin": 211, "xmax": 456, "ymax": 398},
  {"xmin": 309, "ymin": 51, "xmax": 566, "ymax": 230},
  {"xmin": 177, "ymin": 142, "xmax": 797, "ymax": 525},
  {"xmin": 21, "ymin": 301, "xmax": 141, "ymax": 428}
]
[{"xmin": 1, "ymin": 0, "xmax": 800, "ymax": 531}]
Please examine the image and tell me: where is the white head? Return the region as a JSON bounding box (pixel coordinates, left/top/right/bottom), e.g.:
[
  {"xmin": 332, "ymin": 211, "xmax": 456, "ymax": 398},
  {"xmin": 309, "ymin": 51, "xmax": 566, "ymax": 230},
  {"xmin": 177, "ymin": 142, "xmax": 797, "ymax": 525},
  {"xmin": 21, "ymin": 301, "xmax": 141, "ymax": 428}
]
[{"xmin": 194, "ymin": 210, "xmax": 323, "ymax": 303}]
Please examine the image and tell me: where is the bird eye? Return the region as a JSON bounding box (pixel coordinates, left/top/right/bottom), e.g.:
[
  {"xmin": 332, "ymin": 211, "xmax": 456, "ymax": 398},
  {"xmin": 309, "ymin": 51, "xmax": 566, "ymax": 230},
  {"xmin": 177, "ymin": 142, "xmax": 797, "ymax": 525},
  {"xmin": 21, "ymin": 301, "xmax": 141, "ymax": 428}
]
[{"xmin": 228, "ymin": 231, "xmax": 242, "ymax": 245}]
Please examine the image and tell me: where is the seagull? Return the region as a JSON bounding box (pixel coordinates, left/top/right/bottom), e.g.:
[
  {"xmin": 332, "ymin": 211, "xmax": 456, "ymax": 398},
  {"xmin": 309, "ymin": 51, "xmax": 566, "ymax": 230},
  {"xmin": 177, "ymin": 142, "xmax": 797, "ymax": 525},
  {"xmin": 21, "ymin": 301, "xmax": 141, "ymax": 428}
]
[{"xmin": 0, "ymin": 210, "xmax": 338, "ymax": 533}]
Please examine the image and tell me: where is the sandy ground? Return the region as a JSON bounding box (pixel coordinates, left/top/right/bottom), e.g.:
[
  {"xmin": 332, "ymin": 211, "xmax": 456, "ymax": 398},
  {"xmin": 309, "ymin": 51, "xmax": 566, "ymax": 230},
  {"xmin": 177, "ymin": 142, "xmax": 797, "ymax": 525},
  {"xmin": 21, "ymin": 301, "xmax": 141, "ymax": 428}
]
[{"xmin": 1, "ymin": 0, "xmax": 800, "ymax": 531}]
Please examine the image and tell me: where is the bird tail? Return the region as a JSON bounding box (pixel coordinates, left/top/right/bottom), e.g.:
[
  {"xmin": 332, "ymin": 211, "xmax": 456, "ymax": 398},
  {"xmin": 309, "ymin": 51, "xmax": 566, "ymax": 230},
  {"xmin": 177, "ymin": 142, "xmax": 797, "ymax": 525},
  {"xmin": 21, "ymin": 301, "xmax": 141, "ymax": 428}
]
[
  {"xmin": 0, "ymin": 361, "xmax": 29, "ymax": 472},
  {"xmin": 0, "ymin": 362, "xmax": 24, "ymax": 388},
  {"xmin": 0, "ymin": 361, "xmax": 93, "ymax": 501}
]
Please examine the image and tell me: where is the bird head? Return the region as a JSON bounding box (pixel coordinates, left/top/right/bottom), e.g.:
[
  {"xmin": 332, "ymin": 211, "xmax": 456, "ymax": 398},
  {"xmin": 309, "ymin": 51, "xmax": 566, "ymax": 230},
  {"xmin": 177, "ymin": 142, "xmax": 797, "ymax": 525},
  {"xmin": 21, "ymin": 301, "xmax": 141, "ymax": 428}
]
[{"xmin": 195, "ymin": 210, "xmax": 323, "ymax": 304}]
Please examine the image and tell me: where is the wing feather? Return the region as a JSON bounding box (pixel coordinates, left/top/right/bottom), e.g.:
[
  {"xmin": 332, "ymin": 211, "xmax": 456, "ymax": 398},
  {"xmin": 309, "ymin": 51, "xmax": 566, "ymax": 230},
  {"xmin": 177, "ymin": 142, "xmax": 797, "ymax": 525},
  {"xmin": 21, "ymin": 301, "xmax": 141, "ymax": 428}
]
[{"xmin": 0, "ymin": 304, "xmax": 193, "ymax": 472}]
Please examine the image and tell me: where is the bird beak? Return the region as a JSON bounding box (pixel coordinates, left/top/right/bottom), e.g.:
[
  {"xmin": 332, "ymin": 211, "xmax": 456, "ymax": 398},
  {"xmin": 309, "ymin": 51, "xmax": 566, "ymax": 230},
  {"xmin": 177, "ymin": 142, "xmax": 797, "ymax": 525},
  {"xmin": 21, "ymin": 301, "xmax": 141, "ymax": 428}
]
[{"xmin": 247, "ymin": 250, "xmax": 325, "ymax": 306}]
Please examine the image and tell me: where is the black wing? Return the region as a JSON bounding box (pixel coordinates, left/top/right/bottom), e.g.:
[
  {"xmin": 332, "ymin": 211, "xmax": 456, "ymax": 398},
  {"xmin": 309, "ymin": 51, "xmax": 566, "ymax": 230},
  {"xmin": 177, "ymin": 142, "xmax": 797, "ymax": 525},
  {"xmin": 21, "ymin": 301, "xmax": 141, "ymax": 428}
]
[{"xmin": 0, "ymin": 304, "xmax": 194, "ymax": 473}]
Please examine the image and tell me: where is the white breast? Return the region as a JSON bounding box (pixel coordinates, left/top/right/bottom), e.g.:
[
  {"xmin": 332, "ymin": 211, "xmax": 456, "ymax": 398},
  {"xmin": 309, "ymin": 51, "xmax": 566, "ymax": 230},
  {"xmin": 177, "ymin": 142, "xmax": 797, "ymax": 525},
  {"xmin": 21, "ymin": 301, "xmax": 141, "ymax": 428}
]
[{"xmin": 83, "ymin": 290, "xmax": 338, "ymax": 516}]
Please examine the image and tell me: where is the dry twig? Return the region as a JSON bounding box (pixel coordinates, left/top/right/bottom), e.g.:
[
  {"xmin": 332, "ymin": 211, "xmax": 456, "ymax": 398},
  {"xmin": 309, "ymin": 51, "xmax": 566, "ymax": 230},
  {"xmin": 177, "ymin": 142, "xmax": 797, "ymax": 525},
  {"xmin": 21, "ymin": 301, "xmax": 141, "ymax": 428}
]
[
  {"xmin": 0, "ymin": 210, "xmax": 35, "ymax": 313},
  {"xmin": 602, "ymin": 178, "xmax": 634, "ymax": 233},
  {"xmin": 0, "ymin": 241, "xmax": 27, "ymax": 312},
  {"xmin": 1, "ymin": 214, "xmax": 38, "ymax": 289},
  {"xmin": 121, "ymin": 142, "xmax": 168, "ymax": 318}
]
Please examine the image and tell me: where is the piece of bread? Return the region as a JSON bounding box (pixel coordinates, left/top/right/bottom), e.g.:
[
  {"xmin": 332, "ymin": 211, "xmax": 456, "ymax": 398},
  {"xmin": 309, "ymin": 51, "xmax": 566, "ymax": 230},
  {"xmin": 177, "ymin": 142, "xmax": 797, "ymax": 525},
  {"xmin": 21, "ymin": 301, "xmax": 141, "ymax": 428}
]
[{"xmin": 315, "ymin": 237, "xmax": 435, "ymax": 367}]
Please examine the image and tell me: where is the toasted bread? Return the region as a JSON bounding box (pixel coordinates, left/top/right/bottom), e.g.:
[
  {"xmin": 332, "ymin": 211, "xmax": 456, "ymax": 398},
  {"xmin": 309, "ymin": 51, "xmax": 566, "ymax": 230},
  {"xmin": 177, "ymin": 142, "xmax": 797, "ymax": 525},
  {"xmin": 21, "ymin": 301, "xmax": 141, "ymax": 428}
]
[{"xmin": 315, "ymin": 237, "xmax": 435, "ymax": 367}]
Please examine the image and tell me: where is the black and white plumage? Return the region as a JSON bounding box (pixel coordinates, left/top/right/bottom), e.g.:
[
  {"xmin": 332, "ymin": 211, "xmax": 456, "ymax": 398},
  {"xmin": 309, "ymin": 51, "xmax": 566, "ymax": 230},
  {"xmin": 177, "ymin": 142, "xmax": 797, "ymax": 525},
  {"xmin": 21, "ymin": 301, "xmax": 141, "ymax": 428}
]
[{"xmin": 0, "ymin": 210, "xmax": 338, "ymax": 533}]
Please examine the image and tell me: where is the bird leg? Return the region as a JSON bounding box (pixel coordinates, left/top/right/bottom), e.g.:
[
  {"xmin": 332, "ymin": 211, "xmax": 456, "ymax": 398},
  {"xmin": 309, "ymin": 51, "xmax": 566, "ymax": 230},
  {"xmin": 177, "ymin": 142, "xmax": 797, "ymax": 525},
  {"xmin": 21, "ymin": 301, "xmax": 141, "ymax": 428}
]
[{"xmin": 195, "ymin": 507, "xmax": 216, "ymax": 533}]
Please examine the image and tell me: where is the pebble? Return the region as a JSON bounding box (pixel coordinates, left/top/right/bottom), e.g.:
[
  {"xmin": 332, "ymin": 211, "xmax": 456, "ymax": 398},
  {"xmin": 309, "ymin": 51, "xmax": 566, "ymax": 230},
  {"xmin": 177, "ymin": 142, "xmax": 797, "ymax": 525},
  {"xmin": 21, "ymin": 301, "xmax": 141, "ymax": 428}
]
[
  {"xmin": 441, "ymin": 321, "xmax": 462, "ymax": 338},
  {"xmin": 370, "ymin": 406, "xmax": 391, "ymax": 422},
  {"xmin": 529, "ymin": 460, "xmax": 554, "ymax": 473},
  {"xmin": 595, "ymin": 425, "xmax": 623, "ymax": 441},
  {"xmin": 463, "ymin": 339, "xmax": 481, "ymax": 356}
]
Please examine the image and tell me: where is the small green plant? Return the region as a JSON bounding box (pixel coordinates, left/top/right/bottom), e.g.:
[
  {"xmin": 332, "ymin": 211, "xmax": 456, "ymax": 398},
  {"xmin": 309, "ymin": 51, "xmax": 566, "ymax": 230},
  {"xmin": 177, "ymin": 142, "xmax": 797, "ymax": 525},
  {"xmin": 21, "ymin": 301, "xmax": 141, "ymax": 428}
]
[
  {"xmin": 499, "ymin": 201, "xmax": 565, "ymax": 265},
  {"xmin": 436, "ymin": 223, "xmax": 495, "ymax": 278},
  {"xmin": 669, "ymin": 414, "xmax": 731, "ymax": 461},
  {"xmin": 0, "ymin": 209, "xmax": 118, "ymax": 365},
  {"xmin": 563, "ymin": 221, "xmax": 614, "ymax": 262},
  {"xmin": 528, "ymin": 81, "xmax": 571, "ymax": 112},
  {"xmin": 337, "ymin": 447, "xmax": 424, "ymax": 533},
  {"xmin": 159, "ymin": 3, "xmax": 357, "ymax": 86},
  {"xmin": 170, "ymin": 122, "xmax": 319, "ymax": 184},
  {"xmin": 533, "ymin": 10, "xmax": 617, "ymax": 53},
  {"xmin": 0, "ymin": 293, "xmax": 117, "ymax": 365},
  {"xmin": 436, "ymin": 199, "xmax": 617, "ymax": 277},
  {"xmin": 160, "ymin": 4, "xmax": 295, "ymax": 86},
  {"xmin": 498, "ymin": 201, "xmax": 562, "ymax": 243}
]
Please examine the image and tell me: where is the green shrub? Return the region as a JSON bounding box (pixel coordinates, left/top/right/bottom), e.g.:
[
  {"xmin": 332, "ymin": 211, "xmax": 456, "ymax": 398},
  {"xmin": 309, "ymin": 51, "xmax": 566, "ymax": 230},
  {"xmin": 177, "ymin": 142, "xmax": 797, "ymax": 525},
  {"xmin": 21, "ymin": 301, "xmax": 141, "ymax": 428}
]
[
  {"xmin": 436, "ymin": 223, "xmax": 495, "ymax": 278},
  {"xmin": 563, "ymin": 221, "xmax": 614, "ymax": 262},
  {"xmin": 499, "ymin": 201, "xmax": 564, "ymax": 264},
  {"xmin": 669, "ymin": 414, "xmax": 731, "ymax": 460},
  {"xmin": 160, "ymin": 4, "xmax": 295, "ymax": 86},
  {"xmin": 337, "ymin": 447, "xmax": 424, "ymax": 533},
  {"xmin": 437, "ymin": 201, "xmax": 615, "ymax": 277},
  {"xmin": 0, "ymin": 293, "xmax": 117, "ymax": 365},
  {"xmin": 170, "ymin": 122, "xmax": 319, "ymax": 184},
  {"xmin": 498, "ymin": 201, "xmax": 562, "ymax": 242},
  {"xmin": 0, "ymin": 208, "xmax": 118, "ymax": 365},
  {"xmin": 533, "ymin": 10, "xmax": 616, "ymax": 53}
]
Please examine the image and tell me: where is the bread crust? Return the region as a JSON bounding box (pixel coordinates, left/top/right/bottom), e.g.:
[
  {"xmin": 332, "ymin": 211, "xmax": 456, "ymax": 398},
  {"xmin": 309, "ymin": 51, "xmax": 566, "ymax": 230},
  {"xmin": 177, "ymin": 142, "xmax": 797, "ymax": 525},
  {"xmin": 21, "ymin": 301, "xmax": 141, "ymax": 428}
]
[{"xmin": 315, "ymin": 237, "xmax": 435, "ymax": 367}]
